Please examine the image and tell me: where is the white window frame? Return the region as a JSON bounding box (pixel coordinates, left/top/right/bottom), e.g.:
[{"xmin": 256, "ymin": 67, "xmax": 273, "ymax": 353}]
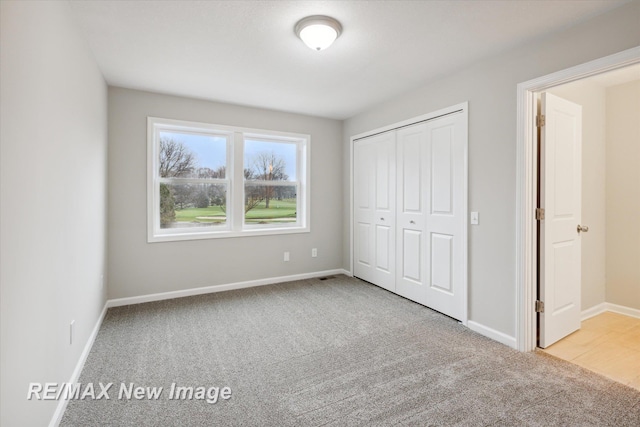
[{"xmin": 147, "ymin": 117, "xmax": 310, "ymax": 243}]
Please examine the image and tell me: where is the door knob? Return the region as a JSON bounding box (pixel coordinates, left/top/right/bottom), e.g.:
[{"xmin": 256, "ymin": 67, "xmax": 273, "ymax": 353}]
[
  {"xmin": 380, "ymin": 217, "xmax": 385, "ymax": 221},
  {"xmin": 577, "ymin": 225, "xmax": 589, "ymax": 233}
]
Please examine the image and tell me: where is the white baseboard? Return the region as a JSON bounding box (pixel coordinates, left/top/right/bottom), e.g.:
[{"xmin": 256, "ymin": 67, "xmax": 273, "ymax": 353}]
[
  {"xmin": 467, "ymin": 320, "xmax": 517, "ymax": 349},
  {"xmin": 581, "ymin": 302, "xmax": 607, "ymax": 321},
  {"xmin": 604, "ymin": 302, "xmax": 640, "ymax": 319},
  {"xmin": 107, "ymin": 269, "xmax": 350, "ymax": 308},
  {"xmin": 581, "ymin": 302, "xmax": 640, "ymax": 321},
  {"xmin": 49, "ymin": 302, "xmax": 108, "ymax": 427}
]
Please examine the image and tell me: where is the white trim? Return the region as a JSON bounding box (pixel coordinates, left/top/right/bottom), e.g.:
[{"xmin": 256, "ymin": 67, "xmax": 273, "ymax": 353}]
[
  {"xmin": 350, "ymin": 103, "xmax": 466, "ymax": 141},
  {"xmin": 581, "ymin": 303, "xmax": 607, "ymax": 321},
  {"xmin": 460, "ymin": 104, "xmax": 469, "ymax": 326},
  {"xmin": 349, "ymin": 126, "xmax": 354, "ymax": 276},
  {"xmin": 603, "ymin": 303, "xmax": 640, "ymax": 320},
  {"xmin": 349, "ymin": 102, "xmax": 469, "ymax": 324},
  {"xmin": 107, "ymin": 269, "xmax": 350, "ymax": 308},
  {"xmin": 150, "ymin": 225, "xmax": 310, "ymax": 243},
  {"xmin": 49, "ymin": 303, "xmax": 108, "ymax": 427},
  {"xmin": 515, "ymin": 46, "xmax": 640, "ymax": 352},
  {"xmin": 581, "ymin": 303, "xmax": 640, "ymax": 321},
  {"xmin": 467, "ymin": 320, "xmax": 517, "ymax": 349}
]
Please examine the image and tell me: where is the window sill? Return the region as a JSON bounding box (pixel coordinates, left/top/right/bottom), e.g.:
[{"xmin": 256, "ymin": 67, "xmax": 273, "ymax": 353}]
[{"xmin": 148, "ymin": 225, "xmax": 310, "ymax": 243}]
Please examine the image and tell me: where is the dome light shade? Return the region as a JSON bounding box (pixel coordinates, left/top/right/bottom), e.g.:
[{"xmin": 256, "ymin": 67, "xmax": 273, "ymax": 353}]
[{"xmin": 295, "ymin": 16, "xmax": 342, "ymax": 51}]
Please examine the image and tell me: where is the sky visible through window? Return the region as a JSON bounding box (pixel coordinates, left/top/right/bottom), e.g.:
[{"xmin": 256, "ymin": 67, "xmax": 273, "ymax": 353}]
[
  {"xmin": 160, "ymin": 131, "xmax": 226, "ymax": 171},
  {"xmin": 160, "ymin": 132, "xmax": 297, "ymax": 179},
  {"xmin": 244, "ymin": 139, "xmax": 296, "ymax": 181}
]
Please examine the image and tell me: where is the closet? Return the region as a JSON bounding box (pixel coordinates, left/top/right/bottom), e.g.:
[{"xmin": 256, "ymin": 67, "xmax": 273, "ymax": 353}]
[{"xmin": 353, "ymin": 106, "xmax": 467, "ymax": 321}]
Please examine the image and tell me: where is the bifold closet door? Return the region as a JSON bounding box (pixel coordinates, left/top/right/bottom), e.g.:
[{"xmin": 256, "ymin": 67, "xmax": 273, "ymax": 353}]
[
  {"xmin": 353, "ymin": 132, "xmax": 396, "ymax": 292},
  {"xmin": 396, "ymin": 123, "xmax": 428, "ymax": 303},
  {"xmin": 354, "ymin": 111, "xmax": 466, "ymax": 321},
  {"xmin": 421, "ymin": 113, "xmax": 466, "ymax": 320}
]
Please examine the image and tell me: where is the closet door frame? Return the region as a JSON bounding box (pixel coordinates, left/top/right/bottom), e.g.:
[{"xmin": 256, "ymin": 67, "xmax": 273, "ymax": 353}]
[{"xmin": 349, "ymin": 102, "xmax": 469, "ymax": 326}]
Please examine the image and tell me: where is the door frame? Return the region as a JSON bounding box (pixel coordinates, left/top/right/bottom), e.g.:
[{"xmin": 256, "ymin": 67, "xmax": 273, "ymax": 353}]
[
  {"xmin": 349, "ymin": 102, "xmax": 469, "ymax": 325},
  {"xmin": 515, "ymin": 46, "xmax": 640, "ymax": 352}
]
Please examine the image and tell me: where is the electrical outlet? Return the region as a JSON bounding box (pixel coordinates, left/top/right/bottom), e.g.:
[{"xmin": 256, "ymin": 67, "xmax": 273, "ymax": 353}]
[
  {"xmin": 70, "ymin": 320, "xmax": 75, "ymax": 345},
  {"xmin": 312, "ymin": 248, "xmax": 318, "ymax": 258},
  {"xmin": 284, "ymin": 251, "xmax": 290, "ymax": 262}
]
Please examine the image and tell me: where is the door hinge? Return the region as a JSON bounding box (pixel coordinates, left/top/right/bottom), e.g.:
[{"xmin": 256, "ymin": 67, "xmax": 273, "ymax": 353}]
[
  {"xmin": 535, "ymin": 208, "xmax": 545, "ymax": 220},
  {"xmin": 535, "ymin": 300, "xmax": 545, "ymax": 313},
  {"xmin": 536, "ymin": 115, "xmax": 546, "ymax": 127}
]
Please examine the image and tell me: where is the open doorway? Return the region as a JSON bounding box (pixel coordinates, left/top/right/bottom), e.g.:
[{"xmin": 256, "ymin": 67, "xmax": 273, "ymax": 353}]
[
  {"xmin": 535, "ymin": 65, "xmax": 640, "ymax": 390},
  {"xmin": 516, "ymin": 47, "xmax": 640, "ymax": 356}
]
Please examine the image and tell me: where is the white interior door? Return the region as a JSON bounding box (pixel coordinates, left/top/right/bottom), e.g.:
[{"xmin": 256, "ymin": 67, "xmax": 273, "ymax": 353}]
[
  {"xmin": 422, "ymin": 114, "xmax": 467, "ymax": 320},
  {"xmin": 539, "ymin": 92, "xmax": 583, "ymax": 348},
  {"xmin": 353, "ymin": 132, "xmax": 396, "ymax": 291},
  {"xmin": 395, "ymin": 114, "xmax": 466, "ymax": 320},
  {"xmin": 396, "ymin": 124, "xmax": 428, "ymax": 303}
]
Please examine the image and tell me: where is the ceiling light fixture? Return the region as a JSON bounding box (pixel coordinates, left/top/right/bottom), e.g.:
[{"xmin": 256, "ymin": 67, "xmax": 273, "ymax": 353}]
[{"xmin": 294, "ymin": 15, "xmax": 342, "ymax": 51}]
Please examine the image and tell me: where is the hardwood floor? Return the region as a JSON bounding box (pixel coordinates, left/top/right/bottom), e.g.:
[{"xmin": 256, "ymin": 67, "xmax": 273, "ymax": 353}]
[{"xmin": 542, "ymin": 311, "xmax": 640, "ymax": 391}]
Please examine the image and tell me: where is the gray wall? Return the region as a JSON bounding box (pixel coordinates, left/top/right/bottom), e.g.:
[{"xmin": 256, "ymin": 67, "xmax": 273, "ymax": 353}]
[
  {"xmin": 549, "ymin": 80, "xmax": 607, "ymax": 312},
  {"xmin": 0, "ymin": 2, "xmax": 108, "ymax": 426},
  {"xmin": 606, "ymin": 80, "xmax": 640, "ymax": 310},
  {"xmin": 108, "ymin": 88, "xmax": 343, "ymax": 299},
  {"xmin": 342, "ymin": 1, "xmax": 640, "ymax": 338}
]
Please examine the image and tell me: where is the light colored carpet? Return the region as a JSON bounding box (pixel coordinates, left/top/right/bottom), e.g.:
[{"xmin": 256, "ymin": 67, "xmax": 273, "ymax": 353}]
[{"xmin": 61, "ymin": 275, "xmax": 640, "ymax": 426}]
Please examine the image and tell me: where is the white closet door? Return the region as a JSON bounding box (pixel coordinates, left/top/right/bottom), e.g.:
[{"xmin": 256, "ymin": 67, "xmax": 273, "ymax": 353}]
[
  {"xmin": 423, "ymin": 113, "xmax": 466, "ymax": 320},
  {"xmin": 353, "ymin": 132, "xmax": 396, "ymax": 291},
  {"xmin": 396, "ymin": 123, "xmax": 429, "ymax": 303},
  {"xmin": 353, "ymin": 107, "xmax": 467, "ymax": 322}
]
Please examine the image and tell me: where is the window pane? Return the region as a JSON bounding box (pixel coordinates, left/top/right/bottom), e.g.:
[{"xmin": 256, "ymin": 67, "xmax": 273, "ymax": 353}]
[
  {"xmin": 244, "ymin": 139, "xmax": 296, "ymax": 182},
  {"xmin": 159, "ymin": 131, "xmax": 226, "ymax": 178},
  {"xmin": 244, "ymin": 184, "xmax": 297, "ymax": 224},
  {"xmin": 160, "ymin": 183, "xmax": 227, "ymax": 229}
]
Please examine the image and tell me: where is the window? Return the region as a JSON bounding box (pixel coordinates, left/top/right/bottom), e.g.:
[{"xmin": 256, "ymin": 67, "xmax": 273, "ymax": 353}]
[
  {"xmin": 148, "ymin": 118, "xmax": 309, "ymax": 242},
  {"xmin": 244, "ymin": 138, "xmax": 299, "ymax": 227}
]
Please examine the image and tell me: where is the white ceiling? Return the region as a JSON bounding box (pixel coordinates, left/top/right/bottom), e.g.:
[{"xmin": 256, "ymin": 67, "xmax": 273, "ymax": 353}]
[{"xmin": 69, "ymin": 0, "xmax": 628, "ymax": 120}]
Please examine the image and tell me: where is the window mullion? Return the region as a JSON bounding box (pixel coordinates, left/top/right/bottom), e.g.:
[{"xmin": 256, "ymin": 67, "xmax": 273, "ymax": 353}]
[{"xmin": 232, "ymin": 131, "xmax": 245, "ymax": 232}]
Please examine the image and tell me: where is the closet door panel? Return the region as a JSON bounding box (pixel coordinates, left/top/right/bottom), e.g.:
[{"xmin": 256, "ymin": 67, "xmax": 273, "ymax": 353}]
[
  {"xmin": 402, "ymin": 229, "xmax": 422, "ymax": 284},
  {"xmin": 355, "ymin": 222, "xmax": 371, "ymax": 267},
  {"xmin": 353, "ymin": 133, "xmax": 396, "ymax": 292},
  {"xmin": 431, "ymin": 233, "xmax": 453, "ymax": 293},
  {"xmin": 424, "ymin": 114, "xmax": 466, "ymax": 320},
  {"xmin": 376, "ymin": 142, "xmax": 392, "ymax": 211},
  {"xmin": 373, "ymin": 134, "xmax": 396, "ymax": 291},
  {"xmin": 431, "ymin": 126, "xmax": 453, "ymax": 215},
  {"xmin": 402, "ymin": 135, "xmax": 422, "ymax": 213},
  {"xmin": 354, "ymin": 141, "xmax": 375, "ymax": 283},
  {"xmin": 376, "ymin": 224, "xmax": 392, "ymax": 272},
  {"xmin": 396, "ymin": 124, "xmax": 428, "ymax": 303}
]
